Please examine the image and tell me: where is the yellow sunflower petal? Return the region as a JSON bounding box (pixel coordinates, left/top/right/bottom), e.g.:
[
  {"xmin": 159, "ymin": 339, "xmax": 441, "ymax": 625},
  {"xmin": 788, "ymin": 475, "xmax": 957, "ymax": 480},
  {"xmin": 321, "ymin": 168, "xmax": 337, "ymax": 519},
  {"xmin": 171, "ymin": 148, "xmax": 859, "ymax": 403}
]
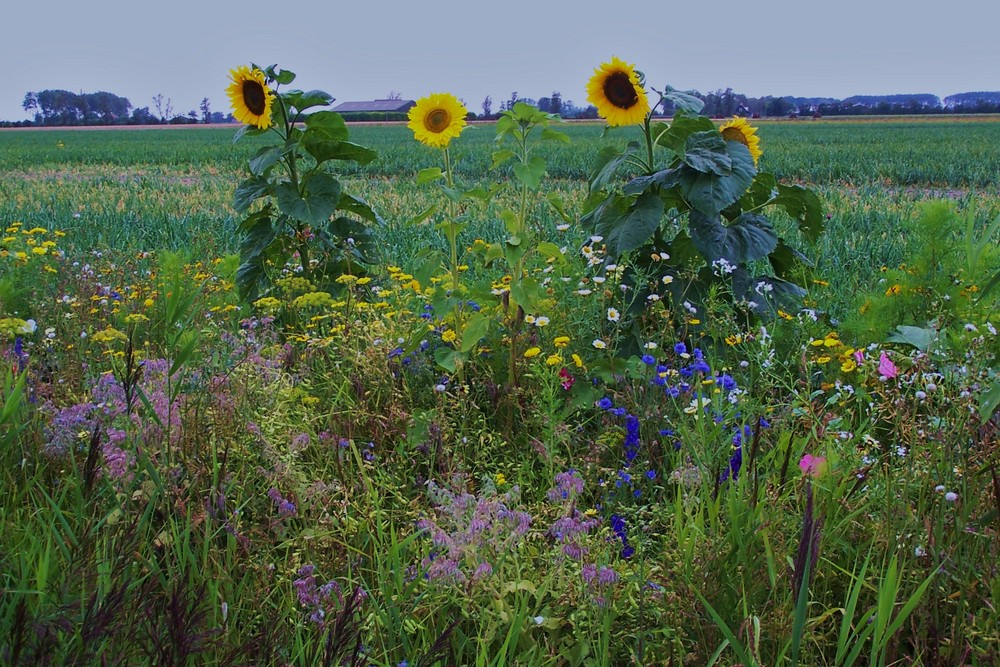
[
  {"xmin": 226, "ymin": 66, "xmax": 275, "ymax": 130},
  {"xmin": 408, "ymin": 93, "xmax": 468, "ymax": 148},
  {"xmin": 586, "ymin": 57, "xmax": 650, "ymax": 127},
  {"xmin": 719, "ymin": 116, "xmax": 762, "ymax": 166}
]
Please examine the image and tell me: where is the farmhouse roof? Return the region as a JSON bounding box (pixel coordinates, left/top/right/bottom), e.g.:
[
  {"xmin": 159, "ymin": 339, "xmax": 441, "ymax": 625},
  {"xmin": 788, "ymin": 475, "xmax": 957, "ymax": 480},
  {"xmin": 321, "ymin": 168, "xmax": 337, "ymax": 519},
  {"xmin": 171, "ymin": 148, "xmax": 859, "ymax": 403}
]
[{"xmin": 332, "ymin": 99, "xmax": 416, "ymax": 113}]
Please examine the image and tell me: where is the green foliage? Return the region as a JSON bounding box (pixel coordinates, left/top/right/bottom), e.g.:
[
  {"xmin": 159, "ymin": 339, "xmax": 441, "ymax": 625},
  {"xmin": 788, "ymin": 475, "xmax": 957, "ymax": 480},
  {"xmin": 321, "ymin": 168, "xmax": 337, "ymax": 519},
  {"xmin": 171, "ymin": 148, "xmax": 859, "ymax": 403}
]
[
  {"xmin": 231, "ymin": 64, "xmax": 381, "ymax": 301},
  {"xmin": 582, "ymin": 106, "xmax": 824, "ymax": 327}
]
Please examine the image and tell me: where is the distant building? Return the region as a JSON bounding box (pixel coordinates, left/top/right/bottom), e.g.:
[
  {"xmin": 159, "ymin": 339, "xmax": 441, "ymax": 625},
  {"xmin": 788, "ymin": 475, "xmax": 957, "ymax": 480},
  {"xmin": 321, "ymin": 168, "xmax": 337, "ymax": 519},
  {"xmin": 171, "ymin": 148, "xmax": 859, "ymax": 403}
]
[{"xmin": 331, "ymin": 100, "xmax": 416, "ymax": 114}]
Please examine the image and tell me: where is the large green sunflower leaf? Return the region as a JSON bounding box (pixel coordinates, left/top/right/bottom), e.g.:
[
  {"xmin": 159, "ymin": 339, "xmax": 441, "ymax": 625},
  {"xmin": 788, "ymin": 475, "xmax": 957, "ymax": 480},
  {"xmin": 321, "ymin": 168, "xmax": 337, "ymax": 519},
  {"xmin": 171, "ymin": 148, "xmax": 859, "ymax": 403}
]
[
  {"xmin": 337, "ymin": 193, "xmax": 384, "ymax": 226},
  {"xmin": 302, "ymin": 136, "xmax": 377, "ymax": 166},
  {"xmin": 588, "ymin": 142, "xmax": 640, "ymax": 193},
  {"xmin": 739, "ymin": 173, "xmax": 777, "ymax": 210},
  {"xmin": 772, "ymin": 184, "xmax": 825, "ymax": 243},
  {"xmin": 249, "ymin": 146, "xmax": 283, "ymax": 176},
  {"xmin": 688, "ymin": 210, "xmax": 777, "ymax": 263},
  {"xmin": 513, "ymin": 156, "xmax": 547, "ymax": 190},
  {"xmin": 769, "ymin": 240, "xmax": 814, "ymax": 281},
  {"xmin": 233, "ymin": 176, "xmax": 270, "ymax": 213},
  {"xmin": 283, "ymin": 90, "xmax": 334, "ymax": 114},
  {"xmin": 304, "ymin": 111, "xmax": 349, "ymax": 141},
  {"xmin": 605, "ymin": 191, "xmax": 665, "ymax": 257},
  {"xmin": 275, "ymin": 173, "xmax": 341, "ymax": 225},
  {"xmin": 653, "ymin": 114, "xmax": 717, "ymax": 154},
  {"xmin": 663, "ymin": 87, "xmax": 705, "ymax": 115},
  {"xmin": 682, "ymin": 131, "xmax": 732, "ymax": 176},
  {"xmin": 679, "ymin": 142, "xmax": 756, "ymax": 218}
]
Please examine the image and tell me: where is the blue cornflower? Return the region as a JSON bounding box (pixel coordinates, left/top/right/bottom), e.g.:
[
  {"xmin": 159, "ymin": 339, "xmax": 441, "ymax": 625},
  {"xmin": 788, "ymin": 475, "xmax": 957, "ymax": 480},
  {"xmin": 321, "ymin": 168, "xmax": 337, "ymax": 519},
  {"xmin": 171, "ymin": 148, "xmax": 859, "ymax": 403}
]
[
  {"xmin": 641, "ymin": 354, "xmax": 656, "ymax": 365},
  {"xmin": 597, "ymin": 397, "xmax": 613, "ymax": 410},
  {"xmin": 673, "ymin": 342, "xmax": 687, "ymax": 355},
  {"xmin": 645, "ymin": 469, "xmax": 656, "ymax": 480},
  {"xmin": 388, "ymin": 347, "xmax": 404, "ymax": 359}
]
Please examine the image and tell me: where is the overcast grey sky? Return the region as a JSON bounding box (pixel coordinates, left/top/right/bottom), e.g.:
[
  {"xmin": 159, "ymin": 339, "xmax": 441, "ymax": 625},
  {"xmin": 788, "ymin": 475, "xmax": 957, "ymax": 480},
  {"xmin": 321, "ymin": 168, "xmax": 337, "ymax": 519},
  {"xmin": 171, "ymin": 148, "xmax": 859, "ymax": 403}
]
[{"xmin": 5, "ymin": 0, "xmax": 999, "ymax": 121}]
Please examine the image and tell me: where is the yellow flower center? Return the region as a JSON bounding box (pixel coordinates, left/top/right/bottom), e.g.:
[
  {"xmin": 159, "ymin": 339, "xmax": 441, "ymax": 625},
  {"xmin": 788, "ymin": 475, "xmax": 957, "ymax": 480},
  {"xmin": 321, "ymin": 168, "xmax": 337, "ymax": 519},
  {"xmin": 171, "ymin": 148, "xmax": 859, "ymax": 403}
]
[
  {"xmin": 243, "ymin": 80, "xmax": 267, "ymax": 116},
  {"xmin": 721, "ymin": 126, "xmax": 748, "ymax": 147},
  {"xmin": 424, "ymin": 108, "xmax": 452, "ymax": 134},
  {"xmin": 603, "ymin": 72, "xmax": 639, "ymax": 110}
]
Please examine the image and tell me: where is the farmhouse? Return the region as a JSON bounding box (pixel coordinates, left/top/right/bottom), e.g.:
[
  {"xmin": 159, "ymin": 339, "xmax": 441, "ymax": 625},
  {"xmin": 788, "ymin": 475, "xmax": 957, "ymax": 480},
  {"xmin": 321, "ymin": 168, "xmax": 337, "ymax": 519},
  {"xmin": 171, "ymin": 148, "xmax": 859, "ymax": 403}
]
[{"xmin": 331, "ymin": 99, "xmax": 416, "ymax": 120}]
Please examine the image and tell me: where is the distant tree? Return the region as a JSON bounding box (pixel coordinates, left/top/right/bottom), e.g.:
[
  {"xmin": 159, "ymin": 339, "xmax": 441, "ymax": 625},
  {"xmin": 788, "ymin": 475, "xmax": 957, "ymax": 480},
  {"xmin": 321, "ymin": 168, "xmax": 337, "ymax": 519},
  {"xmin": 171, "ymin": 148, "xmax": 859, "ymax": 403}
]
[
  {"xmin": 481, "ymin": 95, "xmax": 492, "ymax": 119},
  {"xmin": 130, "ymin": 106, "xmax": 158, "ymax": 125},
  {"xmin": 549, "ymin": 91, "xmax": 562, "ymax": 116},
  {"xmin": 763, "ymin": 96, "xmax": 792, "ymax": 117},
  {"xmin": 501, "ymin": 91, "xmax": 518, "ymax": 112},
  {"xmin": 22, "ymin": 92, "xmax": 38, "ymax": 118},
  {"xmin": 200, "ymin": 97, "xmax": 211, "ymax": 123},
  {"xmin": 152, "ymin": 94, "xmax": 173, "ymax": 122},
  {"xmin": 385, "ymin": 90, "xmax": 402, "ymax": 100}
]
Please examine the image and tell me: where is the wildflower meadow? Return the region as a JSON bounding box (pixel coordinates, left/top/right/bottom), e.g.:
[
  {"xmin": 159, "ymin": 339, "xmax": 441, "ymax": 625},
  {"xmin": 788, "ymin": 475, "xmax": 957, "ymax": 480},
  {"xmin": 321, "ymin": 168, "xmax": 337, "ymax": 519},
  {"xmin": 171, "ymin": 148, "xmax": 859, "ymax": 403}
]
[{"xmin": 1, "ymin": 60, "xmax": 999, "ymax": 665}]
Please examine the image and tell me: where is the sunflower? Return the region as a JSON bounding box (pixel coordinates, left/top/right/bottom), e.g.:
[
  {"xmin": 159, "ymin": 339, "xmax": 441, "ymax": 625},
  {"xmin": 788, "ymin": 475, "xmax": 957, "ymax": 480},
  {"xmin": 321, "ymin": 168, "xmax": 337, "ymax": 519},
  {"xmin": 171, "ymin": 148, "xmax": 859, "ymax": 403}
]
[
  {"xmin": 408, "ymin": 93, "xmax": 468, "ymax": 148},
  {"xmin": 227, "ymin": 66, "xmax": 275, "ymax": 130},
  {"xmin": 586, "ymin": 57, "xmax": 650, "ymax": 127},
  {"xmin": 719, "ymin": 116, "xmax": 762, "ymax": 166}
]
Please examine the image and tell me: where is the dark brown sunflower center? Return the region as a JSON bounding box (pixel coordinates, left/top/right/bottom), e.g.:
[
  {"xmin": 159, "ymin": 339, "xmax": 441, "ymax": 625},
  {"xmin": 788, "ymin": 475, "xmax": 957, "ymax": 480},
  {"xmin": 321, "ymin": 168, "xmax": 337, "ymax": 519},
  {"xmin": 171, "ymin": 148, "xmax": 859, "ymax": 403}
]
[
  {"xmin": 242, "ymin": 80, "xmax": 267, "ymax": 116},
  {"xmin": 721, "ymin": 126, "xmax": 749, "ymax": 147},
  {"xmin": 425, "ymin": 108, "xmax": 451, "ymax": 133},
  {"xmin": 603, "ymin": 72, "xmax": 639, "ymax": 110}
]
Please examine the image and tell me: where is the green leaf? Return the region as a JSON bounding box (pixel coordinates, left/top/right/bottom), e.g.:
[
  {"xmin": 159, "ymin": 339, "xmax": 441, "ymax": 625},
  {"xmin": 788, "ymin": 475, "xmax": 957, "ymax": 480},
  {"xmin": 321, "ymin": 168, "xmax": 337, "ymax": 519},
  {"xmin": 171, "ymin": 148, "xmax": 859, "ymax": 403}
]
[
  {"xmin": 434, "ymin": 347, "xmax": 461, "ymax": 373},
  {"xmin": 980, "ymin": 381, "xmax": 1000, "ymax": 424},
  {"xmin": 233, "ymin": 176, "xmax": 270, "ymax": 213},
  {"xmin": 541, "ymin": 128, "xmax": 570, "ymax": 143},
  {"xmin": 284, "ymin": 89, "xmax": 334, "ymax": 114},
  {"xmin": 513, "ymin": 156, "xmax": 547, "ymax": 190},
  {"xmin": 688, "ymin": 211, "xmax": 777, "ymax": 263},
  {"xmin": 484, "ymin": 242, "xmax": 505, "ymax": 265},
  {"xmin": 740, "ymin": 172, "xmax": 778, "ymax": 209},
  {"xmin": 605, "ymin": 191, "xmax": 665, "ymax": 256},
  {"xmin": 768, "ymin": 241, "xmax": 813, "ymax": 281},
  {"xmin": 588, "ymin": 143, "xmax": 639, "ymax": 192},
  {"xmin": 233, "ymin": 124, "xmax": 268, "ymax": 144},
  {"xmin": 338, "ymin": 193, "xmax": 384, "ymax": 225},
  {"xmin": 654, "ymin": 114, "xmax": 716, "ymax": 153},
  {"xmin": 679, "ymin": 141, "xmax": 756, "ymax": 218},
  {"xmin": 773, "ymin": 184, "xmax": 825, "ymax": 243},
  {"xmin": 510, "ymin": 277, "xmax": 540, "ymax": 308},
  {"xmin": 546, "ymin": 193, "xmax": 574, "ymax": 223},
  {"xmin": 887, "ymin": 325, "xmax": 938, "ymax": 351},
  {"xmin": 304, "ymin": 111, "xmax": 349, "ymax": 141},
  {"xmin": 249, "ymin": 146, "xmax": 283, "ymax": 176},
  {"xmin": 460, "ymin": 313, "xmax": 490, "ymax": 353},
  {"xmin": 490, "ymin": 149, "xmax": 516, "ymax": 169},
  {"xmin": 271, "ymin": 68, "xmax": 296, "ymax": 85},
  {"xmin": 405, "ymin": 204, "xmax": 438, "ymax": 227},
  {"xmin": 536, "ymin": 242, "xmax": 566, "ymax": 263},
  {"xmin": 303, "ymin": 136, "xmax": 377, "ymax": 166},
  {"xmin": 663, "ymin": 87, "xmax": 705, "ymax": 114},
  {"xmin": 683, "ymin": 131, "xmax": 732, "ymax": 176},
  {"xmin": 416, "ymin": 167, "xmax": 444, "ymax": 184},
  {"xmin": 623, "ymin": 167, "xmax": 682, "ymax": 196},
  {"xmin": 275, "ymin": 173, "xmax": 341, "ymax": 225}
]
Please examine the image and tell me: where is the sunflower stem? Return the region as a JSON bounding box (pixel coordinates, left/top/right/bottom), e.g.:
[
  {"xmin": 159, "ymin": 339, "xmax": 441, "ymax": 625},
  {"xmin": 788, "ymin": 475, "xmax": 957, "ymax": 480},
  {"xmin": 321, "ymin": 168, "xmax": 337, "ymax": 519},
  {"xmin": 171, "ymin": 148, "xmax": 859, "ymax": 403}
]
[{"xmin": 643, "ymin": 113, "xmax": 655, "ymax": 173}]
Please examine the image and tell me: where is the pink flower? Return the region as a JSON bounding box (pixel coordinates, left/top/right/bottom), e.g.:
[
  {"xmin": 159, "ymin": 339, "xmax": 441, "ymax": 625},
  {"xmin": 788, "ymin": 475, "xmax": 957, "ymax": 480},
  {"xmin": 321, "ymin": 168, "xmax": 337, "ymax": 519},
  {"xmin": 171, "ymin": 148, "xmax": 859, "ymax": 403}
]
[
  {"xmin": 853, "ymin": 349, "xmax": 865, "ymax": 364},
  {"xmin": 878, "ymin": 351, "xmax": 897, "ymax": 379},
  {"xmin": 799, "ymin": 453, "xmax": 827, "ymax": 477}
]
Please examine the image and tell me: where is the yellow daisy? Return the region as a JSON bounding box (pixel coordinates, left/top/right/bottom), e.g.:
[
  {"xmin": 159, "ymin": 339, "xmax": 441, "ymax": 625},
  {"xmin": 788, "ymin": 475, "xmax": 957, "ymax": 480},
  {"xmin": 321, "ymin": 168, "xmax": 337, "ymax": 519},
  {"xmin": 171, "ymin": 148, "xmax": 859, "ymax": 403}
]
[
  {"xmin": 226, "ymin": 66, "xmax": 275, "ymax": 130},
  {"xmin": 408, "ymin": 93, "xmax": 468, "ymax": 148},
  {"xmin": 586, "ymin": 57, "xmax": 650, "ymax": 127},
  {"xmin": 719, "ymin": 116, "xmax": 762, "ymax": 166}
]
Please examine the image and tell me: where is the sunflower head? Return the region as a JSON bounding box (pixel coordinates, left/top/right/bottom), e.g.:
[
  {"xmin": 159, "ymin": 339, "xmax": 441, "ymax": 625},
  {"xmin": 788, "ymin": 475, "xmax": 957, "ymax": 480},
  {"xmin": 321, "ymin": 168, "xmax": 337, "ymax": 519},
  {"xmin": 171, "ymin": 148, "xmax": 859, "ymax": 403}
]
[
  {"xmin": 408, "ymin": 93, "xmax": 468, "ymax": 148},
  {"xmin": 586, "ymin": 57, "xmax": 650, "ymax": 127},
  {"xmin": 719, "ymin": 116, "xmax": 762, "ymax": 166},
  {"xmin": 227, "ymin": 66, "xmax": 275, "ymax": 130}
]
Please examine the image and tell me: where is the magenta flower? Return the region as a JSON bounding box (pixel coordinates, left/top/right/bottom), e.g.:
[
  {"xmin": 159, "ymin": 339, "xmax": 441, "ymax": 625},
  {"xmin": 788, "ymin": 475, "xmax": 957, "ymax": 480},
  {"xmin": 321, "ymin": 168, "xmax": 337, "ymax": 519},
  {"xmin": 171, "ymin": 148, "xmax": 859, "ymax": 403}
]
[
  {"xmin": 878, "ymin": 351, "xmax": 897, "ymax": 379},
  {"xmin": 799, "ymin": 453, "xmax": 827, "ymax": 477}
]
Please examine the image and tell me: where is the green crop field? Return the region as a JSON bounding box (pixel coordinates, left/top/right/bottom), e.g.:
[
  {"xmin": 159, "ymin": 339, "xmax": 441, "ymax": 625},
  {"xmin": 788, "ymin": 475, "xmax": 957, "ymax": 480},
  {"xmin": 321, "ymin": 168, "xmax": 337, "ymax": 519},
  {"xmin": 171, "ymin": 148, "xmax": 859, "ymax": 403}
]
[{"xmin": 1, "ymin": 116, "xmax": 998, "ymax": 665}]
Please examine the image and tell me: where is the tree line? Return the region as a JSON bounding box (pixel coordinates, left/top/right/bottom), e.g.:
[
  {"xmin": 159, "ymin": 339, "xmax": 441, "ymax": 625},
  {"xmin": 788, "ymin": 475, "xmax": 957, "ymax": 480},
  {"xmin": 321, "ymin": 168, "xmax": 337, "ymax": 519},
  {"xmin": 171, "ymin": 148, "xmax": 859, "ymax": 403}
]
[{"xmin": 10, "ymin": 90, "xmax": 235, "ymax": 127}]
